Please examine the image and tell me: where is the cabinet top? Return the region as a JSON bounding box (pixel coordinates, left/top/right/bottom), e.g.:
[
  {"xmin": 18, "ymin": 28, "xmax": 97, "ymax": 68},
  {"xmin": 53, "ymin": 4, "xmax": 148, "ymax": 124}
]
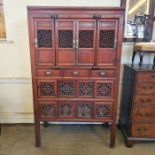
[
  {"xmin": 125, "ymin": 64, "xmax": 155, "ymax": 71},
  {"xmin": 27, "ymin": 6, "xmax": 125, "ymax": 12}
]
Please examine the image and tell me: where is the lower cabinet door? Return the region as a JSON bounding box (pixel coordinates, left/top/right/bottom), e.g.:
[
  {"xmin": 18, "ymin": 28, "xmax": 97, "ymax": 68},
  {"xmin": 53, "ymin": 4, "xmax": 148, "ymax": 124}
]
[
  {"xmin": 94, "ymin": 102, "xmax": 112, "ymax": 119},
  {"xmin": 39, "ymin": 102, "xmax": 57, "ymax": 119},
  {"xmin": 58, "ymin": 102, "xmax": 75, "ymax": 118},
  {"xmin": 131, "ymin": 123, "xmax": 155, "ymax": 137}
]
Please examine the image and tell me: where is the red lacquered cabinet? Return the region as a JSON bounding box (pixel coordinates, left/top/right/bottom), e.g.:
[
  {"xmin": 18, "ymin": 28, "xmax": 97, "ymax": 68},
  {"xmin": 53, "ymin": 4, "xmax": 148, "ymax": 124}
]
[{"xmin": 27, "ymin": 6, "xmax": 124, "ymax": 147}]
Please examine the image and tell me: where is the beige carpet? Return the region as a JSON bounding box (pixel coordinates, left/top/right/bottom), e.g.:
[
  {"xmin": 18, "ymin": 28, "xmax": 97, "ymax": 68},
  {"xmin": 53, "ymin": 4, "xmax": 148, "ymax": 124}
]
[{"xmin": 0, "ymin": 124, "xmax": 155, "ymax": 155}]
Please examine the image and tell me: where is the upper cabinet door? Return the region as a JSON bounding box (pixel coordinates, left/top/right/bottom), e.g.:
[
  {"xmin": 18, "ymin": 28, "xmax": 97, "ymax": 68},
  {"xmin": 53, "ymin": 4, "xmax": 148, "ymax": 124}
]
[
  {"xmin": 76, "ymin": 20, "xmax": 96, "ymax": 66},
  {"xmin": 97, "ymin": 20, "xmax": 118, "ymax": 67},
  {"xmin": 56, "ymin": 20, "xmax": 76, "ymax": 66},
  {"xmin": 34, "ymin": 19, "xmax": 55, "ymax": 66}
]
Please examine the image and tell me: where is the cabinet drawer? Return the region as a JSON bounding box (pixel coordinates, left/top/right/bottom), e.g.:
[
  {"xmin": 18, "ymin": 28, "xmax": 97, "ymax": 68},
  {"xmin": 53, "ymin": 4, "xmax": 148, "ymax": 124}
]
[
  {"xmin": 133, "ymin": 95, "xmax": 155, "ymax": 106},
  {"xmin": 136, "ymin": 72, "xmax": 155, "ymax": 82},
  {"xmin": 63, "ymin": 70, "xmax": 89, "ymax": 77},
  {"xmin": 132, "ymin": 105, "xmax": 155, "ymax": 123},
  {"xmin": 131, "ymin": 123, "xmax": 155, "ymax": 137},
  {"xmin": 135, "ymin": 83, "xmax": 155, "ymax": 95},
  {"xmin": 36, "ymin": 69, "xmax": 61, "ymax": 77},
  {"xmin": 91, "ymin": 70, "xmax": 115, "ymax": 78}
]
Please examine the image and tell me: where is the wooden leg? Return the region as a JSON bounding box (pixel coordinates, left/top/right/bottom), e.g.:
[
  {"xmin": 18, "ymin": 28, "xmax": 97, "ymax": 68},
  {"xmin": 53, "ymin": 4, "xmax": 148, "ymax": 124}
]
[
  {"xmin": 125, "ymin": 140, "xmax": 133, "ymax": 148},
  {"xmin": 43, "ymin": 121, "xmax": 49, "ymax": 128},
  {"xmin": 132, "ymin": 50, "xmax": 136, "ymax": 66},
  {"xmin": 35, "ymin": 121, "xmax": 41, "ymax": 147},
  {"xmin": 110, "ymin": 122, "xmax": 116, "ymax": 148},
  {"xmin": 139, "ymin": 52, "xmax": 144, "ymax": 66}
]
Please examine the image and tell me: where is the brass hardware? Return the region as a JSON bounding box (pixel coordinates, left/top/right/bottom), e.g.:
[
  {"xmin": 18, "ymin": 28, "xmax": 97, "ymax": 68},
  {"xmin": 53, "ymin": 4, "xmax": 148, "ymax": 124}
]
[
  {"xmin": 93, "ymin": 14, "xmax": 101, "ymax": 19},
  {"xmin": 99, "ymin": 71, "xmax": 106, "ymax": 76},
  {"xmin": 114, "ymin": 40, "xmax": 117, "ymax": 48},
  {"xmin": 45, "ymin": 71, "xmax": 52, "ymax": 76},
  {"xmin": 34, "ymin": 38, "xmax": 38, "ymax": 48},
  {"xmin": 73, "ymin": 40, "xmax": 76, "ymax": 48},
  {"xmin": 72, "ymin": 71, "xmax": 79, "ymax": 76},
  {"xmin": 76, "ymin": 40, "xmax": 79, "ymax": 48}
]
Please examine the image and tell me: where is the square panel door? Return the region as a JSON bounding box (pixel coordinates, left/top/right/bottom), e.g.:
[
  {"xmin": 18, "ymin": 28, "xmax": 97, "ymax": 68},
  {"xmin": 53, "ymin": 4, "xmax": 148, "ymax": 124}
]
[
  {"xmin": 55, "ymin": 19, "xmax": 76, "ymax": 66},
  {"xmin": 97, "ymin": 20, "xmax": 118, "ymax": 67},
  {"xmin": 76, "ymin": 20, "xmax": 96, "ymax": 66},
  {"xmin": 34, "ymin": 19, "xmax": 55, "ymax": 66}
]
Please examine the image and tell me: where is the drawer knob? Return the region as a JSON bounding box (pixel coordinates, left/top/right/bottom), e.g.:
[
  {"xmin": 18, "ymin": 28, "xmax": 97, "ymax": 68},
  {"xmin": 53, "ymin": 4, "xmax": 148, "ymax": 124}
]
[
  {"xmin": 72, "ymin": 71, "xmax": 79, "ymax": 76},
  {"xmin": 99, "ymin": 71, "xmax": 106, "ymax": 76},
  {"xmin": 45, "ymin": 71, "xmax": 52, "ymax": 76}
]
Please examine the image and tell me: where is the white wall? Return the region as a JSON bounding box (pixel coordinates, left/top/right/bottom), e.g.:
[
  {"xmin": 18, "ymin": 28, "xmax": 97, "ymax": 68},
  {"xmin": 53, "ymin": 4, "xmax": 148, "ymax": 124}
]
[{"xmin": 0, "ymin": 0, "xmax": 154, "ymax": 123}]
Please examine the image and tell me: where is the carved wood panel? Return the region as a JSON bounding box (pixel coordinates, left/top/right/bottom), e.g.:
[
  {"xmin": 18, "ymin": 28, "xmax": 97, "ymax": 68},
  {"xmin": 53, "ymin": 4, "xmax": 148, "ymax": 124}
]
[
  {"xmin": 95, "ymin": 81, "xmax": 113, "ymax": 98},
  {"xmin": 38, "ymin": 80, "xmax": 56, "ymax": 97},
  {"xmin": 58, "ymin": 102, "xmax": 75, "ymax": 118},
  {"xmin": 94, "ymin": 102, "xmax": 112, "ymax": 119},
  {"xmin": 77, "ymin": 102, "xmax": 93, "ymax": 118},
  {"xmin": 39, "ymin": 102, "xmax": 56, "ymax": 118},
  {"xmin": 58, "ymin": 81, "xmax": 75, "ymax": 97},
  {"xmin": 78, "ymin": 81, "xmax": 94, "ymax": 97}
]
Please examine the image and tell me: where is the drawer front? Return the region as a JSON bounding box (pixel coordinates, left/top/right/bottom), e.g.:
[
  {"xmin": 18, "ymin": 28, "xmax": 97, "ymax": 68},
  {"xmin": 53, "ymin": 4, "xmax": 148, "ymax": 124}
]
[
  {"xmin": 36, "ymin": 69, "xmax": 61, "ymax": 77},
  {"xmin": 136, "ymin": 72, "xmax": 155, "ymax": 82},
  {"xmin": 133, "ymin": 95, "xmax": 155, "ymax": 106},
  {"xmin": 131, "ymin": 124, "xmax": 155, "ymax": 137},
  {"xmin": 135, "ymin": 83, "xmax": 155, "ymax": 95},
  {"xmin": 132, "ymin": 105, "xmax": 155, "ymax": 123},
  {"xmin": 91, "ymin": 70, "xmax": 115, "ymax": 78},
  {"xmin": 63, "ymin": 70, "xmax": 89, "ymax": 77}
]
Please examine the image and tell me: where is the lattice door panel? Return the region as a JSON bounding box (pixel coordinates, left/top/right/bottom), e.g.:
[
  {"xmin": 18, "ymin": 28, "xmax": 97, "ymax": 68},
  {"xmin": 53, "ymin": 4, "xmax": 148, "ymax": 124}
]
[
  {"xmin": 95, "ymin": 81, "xmax": 114, "ymax": 98},
  {"xmin": 76, "ymin": 102, "xmax": 93, "ymax": 118},
  {"xmin": 58, "ymin": 102, "xmax": 75, "ymax": 118},
  {"xmin": 37, "ymin": 30, "xmax": 52, "ymax": 48},
  {"xmin": 58, "ymin": 30, "xmax": 73, "ymax": 48},
  {"xmin": 38, "ymin": 80, "xmax": 57, "ymax": 97},
  {"xmin": 78, "ymin": 81, "xmax": 94, "ymax": 97},
  {"xmin": 94, "ymin": 102, "xmax": 112, "ymax": 119},
  {"xmin": 99, "ymin": 30, "xmax": 115, "ymax": 48},
  {"xmin": 79, "ymin": 30, "xmax": 94, "ymax": 48},
  {"xmin": 58, "ymin": 80, "xmax": 76, "ymax": 97},
  {"xmin": 39, "ymin": 102, "xmax": 57, "ymax": 118}
]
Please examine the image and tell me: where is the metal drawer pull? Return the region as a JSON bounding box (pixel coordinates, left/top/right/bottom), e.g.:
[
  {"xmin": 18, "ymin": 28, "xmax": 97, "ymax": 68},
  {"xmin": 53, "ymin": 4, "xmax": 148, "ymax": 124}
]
[
  {"xmin": 99, "ymin": 71, "xmax": 106, "ymax": 76},
  {"xmin": 72, "ymin": 71, "xmax": 79, "ymax": 76},
  {"xmin": 45, "ymin": 71, "xmax": 52, "ymax": 76}
]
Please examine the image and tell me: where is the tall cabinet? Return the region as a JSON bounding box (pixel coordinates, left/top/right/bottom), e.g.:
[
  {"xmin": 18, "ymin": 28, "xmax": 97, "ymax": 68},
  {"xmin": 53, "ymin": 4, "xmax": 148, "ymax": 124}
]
[{"xmin": 27, "ymin": 7, "xmax": 124, "ymax": 147}]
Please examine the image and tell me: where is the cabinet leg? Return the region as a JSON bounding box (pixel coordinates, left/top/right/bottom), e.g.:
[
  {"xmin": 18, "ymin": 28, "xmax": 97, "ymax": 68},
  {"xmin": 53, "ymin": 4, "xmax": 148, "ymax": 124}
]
[
  {"xmin": 110, "ymin": 123, "xmax": 116, "ymax": 148},
  {"xmin": 43, "ymin": 121, "xmax": 49, "ymax": 128},
  {"xmin": 35, "ymin": 121, "xmax": 41, "ymax": 147},
  {"xmin": 125, "ymin": 140, "xmax": 133, "ymax": 148},
  {"xmin": 139, "ymin": 52, "xmax": 144, "ymax": 66},
  {"xmin": 132, "ymin": 50, "xmax": 136, "ymax": 66}
]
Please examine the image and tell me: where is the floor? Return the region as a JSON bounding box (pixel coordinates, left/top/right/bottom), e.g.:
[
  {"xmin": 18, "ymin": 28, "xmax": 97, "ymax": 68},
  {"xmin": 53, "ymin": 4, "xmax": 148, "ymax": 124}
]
[{"xmin": 0, "ymin": 124, "xmax": 155, "ymax": 155}]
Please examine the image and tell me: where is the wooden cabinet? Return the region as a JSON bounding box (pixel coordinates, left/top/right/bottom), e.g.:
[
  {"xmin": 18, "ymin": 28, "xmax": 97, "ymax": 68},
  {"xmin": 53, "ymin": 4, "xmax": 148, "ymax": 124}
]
[
  {"xmin": 28, "ymin": 7, "xmax": 124, "ymax": 147},
  {"xmin": 119, "ymin": 65, "xmax": 155, "ymax": 147}
]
